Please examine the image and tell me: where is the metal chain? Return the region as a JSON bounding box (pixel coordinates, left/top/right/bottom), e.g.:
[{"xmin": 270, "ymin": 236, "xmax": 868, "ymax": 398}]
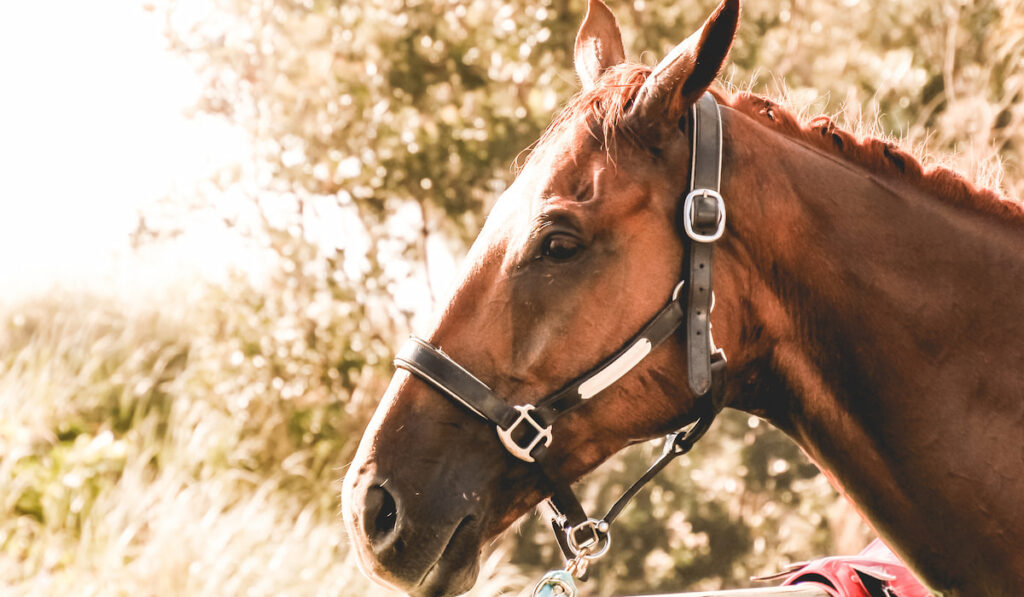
[{"xmin": 564, "ymin": 546, "xmax": 592, "ymax": 578}]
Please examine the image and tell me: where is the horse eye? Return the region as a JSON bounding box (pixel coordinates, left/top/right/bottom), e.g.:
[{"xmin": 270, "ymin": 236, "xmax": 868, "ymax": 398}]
[{"xmin": 541, "ymin": 233, "xmax": 583, "ymax": 261}]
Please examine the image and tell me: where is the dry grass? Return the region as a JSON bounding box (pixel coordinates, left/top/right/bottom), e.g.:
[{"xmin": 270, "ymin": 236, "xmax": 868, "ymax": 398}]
[
  {"xmin": 0, "ymin": 289, "xmax": 363, "ymax": 595},
  {"xmin": 0, "ymin": 280, "xmax": 534, "ymax": 596},
  {"xmin": 1, "ymin": 466, "xmax": 374, "ymax": 597}
]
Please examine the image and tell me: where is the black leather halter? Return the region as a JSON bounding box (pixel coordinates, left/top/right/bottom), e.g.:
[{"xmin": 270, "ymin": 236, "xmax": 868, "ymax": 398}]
[{"xmin": 394, "ymin": 93, "xmax": 728, "ymax": 569}]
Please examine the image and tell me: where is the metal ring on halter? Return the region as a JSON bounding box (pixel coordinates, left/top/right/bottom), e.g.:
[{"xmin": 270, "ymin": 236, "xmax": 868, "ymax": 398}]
[
  {"xmin": 671, "ymin": 280, "xmax": 686, "ymax": 301},
  {"xmin": 565, "ymin": 518, "xmax": 612, "ymax": 559}
]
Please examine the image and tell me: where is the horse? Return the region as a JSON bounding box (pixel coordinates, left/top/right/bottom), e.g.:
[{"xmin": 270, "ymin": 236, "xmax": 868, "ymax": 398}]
[{"xmin": 342, "ymin": 0, "xmax": 1024, "ymax": 595}]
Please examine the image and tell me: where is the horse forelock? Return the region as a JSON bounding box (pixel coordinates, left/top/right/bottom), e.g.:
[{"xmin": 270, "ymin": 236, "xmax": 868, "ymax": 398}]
[{"xmin": 522, "ymin": 63, "xmax": 652, "ymax": 170}]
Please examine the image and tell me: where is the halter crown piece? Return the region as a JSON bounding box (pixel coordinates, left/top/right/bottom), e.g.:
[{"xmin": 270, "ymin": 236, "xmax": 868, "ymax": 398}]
[{"xmin": 394, "ymin": 93, "xmax": 728, "ymax": 586}]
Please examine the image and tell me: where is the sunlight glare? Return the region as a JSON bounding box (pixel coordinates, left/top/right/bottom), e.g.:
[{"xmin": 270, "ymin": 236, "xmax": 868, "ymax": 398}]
[{"xmin": 0, "ymin": 0, "xmax": 250, "ymax": 299}]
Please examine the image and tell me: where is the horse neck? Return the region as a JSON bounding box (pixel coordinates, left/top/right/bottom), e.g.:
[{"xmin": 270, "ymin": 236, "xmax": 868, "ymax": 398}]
[{"xmin": 712, "ymin": 107, "xmax": 1024, "ymax": 594}]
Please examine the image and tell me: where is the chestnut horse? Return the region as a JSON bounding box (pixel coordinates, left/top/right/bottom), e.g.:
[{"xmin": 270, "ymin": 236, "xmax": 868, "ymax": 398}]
[{"xmin": 343, "ymin": 0, "xmax": 1024, "ymax": 595}]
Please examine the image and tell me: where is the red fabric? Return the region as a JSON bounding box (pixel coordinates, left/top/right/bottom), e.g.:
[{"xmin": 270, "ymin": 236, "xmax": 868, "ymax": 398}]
[{"xmin": 780, "ymin": 539, "xmax": 932, "ymax": 597}]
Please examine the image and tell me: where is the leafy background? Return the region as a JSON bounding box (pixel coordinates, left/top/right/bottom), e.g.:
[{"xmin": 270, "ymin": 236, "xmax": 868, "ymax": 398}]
[{"xmin": 2, "ymin": 0, "xmax": 1022, "ymax": 595}]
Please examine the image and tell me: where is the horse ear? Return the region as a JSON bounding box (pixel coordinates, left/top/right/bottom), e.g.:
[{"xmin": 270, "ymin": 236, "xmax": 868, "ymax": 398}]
[
  {"xmin": 630, "ymin": 0, "xmax": 739, "ymax": 125},
  {"xmin": 574, "ymin": 0, "xmax": 626, "ymax": 92}
]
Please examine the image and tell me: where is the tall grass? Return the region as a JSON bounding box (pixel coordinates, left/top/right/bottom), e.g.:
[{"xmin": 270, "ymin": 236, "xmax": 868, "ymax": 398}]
[
  {"xmin": 0, "ymin": 285, "xmax": 384, "ymax": 596},
  {"xmin": 0, "ymin": 273, "xmax": 536, "ymax": 595}
]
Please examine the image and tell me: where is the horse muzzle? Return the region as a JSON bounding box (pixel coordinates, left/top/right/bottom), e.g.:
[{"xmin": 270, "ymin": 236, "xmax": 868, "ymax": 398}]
[
  {"xmin": 342, "ymin": 373, "xmax": 506, "ymax": 596},
  {"xmin": 343, "ymin": 467, "xmax": 483, "ymax": 596}
]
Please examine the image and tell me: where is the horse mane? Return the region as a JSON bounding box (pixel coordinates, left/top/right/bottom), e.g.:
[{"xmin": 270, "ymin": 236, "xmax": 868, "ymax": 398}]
[{"xmin": 534, "ymin": 62, "xmax": 1023, "ymax": 223}]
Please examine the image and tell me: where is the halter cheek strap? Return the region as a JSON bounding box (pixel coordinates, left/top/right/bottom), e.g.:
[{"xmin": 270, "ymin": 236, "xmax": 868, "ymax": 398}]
[
  {"xmin": 393, "ymin": 92, "xmax": 728, "ymax": 570},
  {"xmin": 684, "ymin": 92, "xmax": 726, "ymax": 397}
]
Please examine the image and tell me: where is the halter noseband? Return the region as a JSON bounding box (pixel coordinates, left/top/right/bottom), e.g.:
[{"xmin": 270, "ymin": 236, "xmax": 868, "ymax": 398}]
[{"xmin": 394, "ymin": 93, "xmax": 728, "ymax": 572}]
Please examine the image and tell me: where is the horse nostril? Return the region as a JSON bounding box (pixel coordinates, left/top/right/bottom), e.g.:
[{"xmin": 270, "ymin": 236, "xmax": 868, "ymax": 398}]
[{"xmin": 363, "ymin": 485, "xmax": 398, "ymax": 546}]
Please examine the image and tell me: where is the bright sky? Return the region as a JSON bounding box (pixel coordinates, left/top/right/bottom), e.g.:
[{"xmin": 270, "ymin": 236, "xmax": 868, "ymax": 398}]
[{"xmin": 0, "ymin": 0, "xmax": 248, "ymax": 299}]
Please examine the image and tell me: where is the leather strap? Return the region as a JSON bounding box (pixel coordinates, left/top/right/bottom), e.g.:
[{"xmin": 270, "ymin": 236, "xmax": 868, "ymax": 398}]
[
  {"xmin": 683, "ymin": 93, "xmax": 724, "ymax": 395},
  {"xmin": 533, "ymin": 290, "xmax": 686, "ymax": 425},
  {"xmin": 392, "ymin": 93, "xmax": 727, "ymax": 460},
  {"xmin": 393, "ymin": 285, "xmax": 688, "ymax": 463},
  {"xmin": 602, "ymin": 353, "xmax": 725, "ymax": 526},
  {"xmin": 395, "ymin": 338, "xmax": 519, "ymax": 430},
  {"xmin": 391, "ymin": 92, "xmax": 730, "ymax": 571}
]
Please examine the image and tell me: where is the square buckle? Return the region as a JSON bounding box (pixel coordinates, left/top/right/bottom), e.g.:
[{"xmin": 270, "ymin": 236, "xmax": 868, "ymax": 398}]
[
  {"xmin": 682, "ymin": 188, "xmax": 726, "ymax": 242},
  {"xmin": 496, "ymin": 404, "xmax": 552, "ymax": 463}
]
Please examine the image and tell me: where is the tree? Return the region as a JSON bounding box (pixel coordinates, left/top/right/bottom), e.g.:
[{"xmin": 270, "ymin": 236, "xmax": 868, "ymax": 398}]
[{"xmin": 158, "ymin": 0, "xmax": 1023, "ymax": 593}]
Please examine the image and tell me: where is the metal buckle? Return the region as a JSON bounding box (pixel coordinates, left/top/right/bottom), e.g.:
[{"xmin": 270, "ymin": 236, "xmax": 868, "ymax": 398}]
[
  {"xmin": 682, "ymin": 188, "xmax": 726, "ymax": 242},
  {"xmin": 565, "ymin": 518, "xmax": 611, "ymax": 559},
  {"xmin": 497, "ymin": 404, "xmax": 552, "ymax": 463}
]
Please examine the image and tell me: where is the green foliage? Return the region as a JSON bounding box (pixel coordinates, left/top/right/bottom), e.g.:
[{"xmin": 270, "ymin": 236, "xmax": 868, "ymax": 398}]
[
  {"xmin": 167, "ymin": 0, "xmax": 1023, "ymax": 227},
  {"xmin": 0, "ymin": 272, "xmax": 390, "ymax": 594},
  {"xmin": 180, "ymin": 246, "xmax": 393, "ymax": 486}
]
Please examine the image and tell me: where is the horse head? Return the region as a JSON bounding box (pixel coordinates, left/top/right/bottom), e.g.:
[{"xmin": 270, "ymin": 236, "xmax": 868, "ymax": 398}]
[{"xmin": 343, "ymin": 1, "xmax": 744, "ymax": 594}]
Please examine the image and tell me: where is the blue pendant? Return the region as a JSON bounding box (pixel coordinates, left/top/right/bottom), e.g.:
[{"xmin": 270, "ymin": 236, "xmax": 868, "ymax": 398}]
[{"xmin": 532, "ymin": 569, "xmax": 579, "ymax": 597}]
